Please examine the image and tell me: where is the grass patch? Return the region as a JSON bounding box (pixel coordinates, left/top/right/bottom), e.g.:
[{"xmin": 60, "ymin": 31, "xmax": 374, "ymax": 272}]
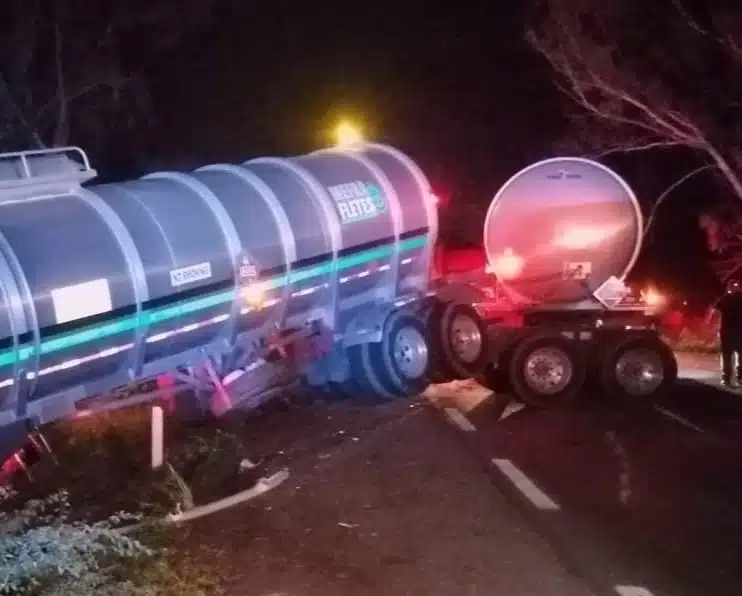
[
  {"xmin": 0, "ymin": 402, "xmax": 272, "ymax": 594},
  {"xmin": 11, "ymin": 407, "xmax": 267, "ymax": 520},
  {"xmin": 0, "ymin": 484, "xmax": 226, "ymax": 595}
]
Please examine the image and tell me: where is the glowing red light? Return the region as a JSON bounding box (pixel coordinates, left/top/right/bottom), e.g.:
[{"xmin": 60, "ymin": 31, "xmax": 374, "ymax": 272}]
[
  {"xmin": 430, "ymin": 187, "xmax": 453, "ymax": 208},
  {"xmin": 641, "ymin": 287, "xmax": 666, "ymax": 307},
  {"xmin": 487, "ymin": 247, "xmax": 524, "ymax": 280}
]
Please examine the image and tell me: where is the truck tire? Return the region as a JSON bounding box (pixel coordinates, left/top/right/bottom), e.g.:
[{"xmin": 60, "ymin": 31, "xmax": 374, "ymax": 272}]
[
  {"xmin": 427, "ymin": 300, "xmax": 489, "ymax": 382},
  {"xmin": 348, "ymin": 310, "xmax": 431, "ymax": 400},
  {"xmin": 508, "ymin": 334, "xmax": 587, "ymax": 409},
  {"xmin": 439, "ymin": 302, "xmax": 490, "ymax": 379},
  {"xmin": 425, "ymin": 300, "xmax": 458, "ymax": 383},
  {"xmin": 598, "ymin": 335, "xmax": 677, "ymax": 403}
]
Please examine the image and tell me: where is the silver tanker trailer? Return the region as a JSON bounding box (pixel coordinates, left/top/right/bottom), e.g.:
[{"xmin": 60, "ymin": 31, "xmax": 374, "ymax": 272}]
[
  {"xmin": 437, "ymin": 157, "xmax": 678, "ymax": 408},
  {"xmin": 0, "ymin": 143, "xmax": 486, "ymax": 466}
]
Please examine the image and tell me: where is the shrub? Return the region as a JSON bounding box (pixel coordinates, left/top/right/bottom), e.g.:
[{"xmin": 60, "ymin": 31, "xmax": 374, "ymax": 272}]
[{"xmin": 0, "ymin": 485, "xmax": 151, "ymax": 595}]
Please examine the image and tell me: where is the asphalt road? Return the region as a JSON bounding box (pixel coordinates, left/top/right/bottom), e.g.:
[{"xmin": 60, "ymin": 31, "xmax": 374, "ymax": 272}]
[
  {"xmin": 434, "ymin": 351, "xmax": 742, "ymax": 596},
  {"xmin": 125, "ymin": 348, "xmax": 741, "ymax": 596},
  {"xmin": 184, "ymin": 399, "xmax": 597, "ymax": 596}
]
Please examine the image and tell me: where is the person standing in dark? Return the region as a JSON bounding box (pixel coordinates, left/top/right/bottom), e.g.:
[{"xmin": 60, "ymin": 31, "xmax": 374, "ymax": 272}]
[{"xmin": 715, "ymin": 279, "xmax": 742, "ymax": 387}]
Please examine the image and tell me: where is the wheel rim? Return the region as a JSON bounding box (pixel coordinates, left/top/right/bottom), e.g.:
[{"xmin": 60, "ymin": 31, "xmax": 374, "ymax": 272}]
[
  {"xmin": 449, "ymin": 313, "xmax": 483, "ymax": 364},
  {"xmin": 614, "ymin": 348, "xmax": 664, "ymax": 396},
  {"xmin": 393, "ymin": 326, "xmax": 429, "ymax": 380},
  {"xmin": 523, "ymin": 347, "xmax": 573, "ymax": 395}
]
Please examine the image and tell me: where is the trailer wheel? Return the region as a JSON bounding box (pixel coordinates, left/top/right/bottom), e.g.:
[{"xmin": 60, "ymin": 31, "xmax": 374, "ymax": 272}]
[
  {"xmin": 427, "ymin": 301, "xmax": 489, "ymax": 382},
  {"xmin": 349, "ymin": 310, "xmax": 431, "ymax": 399},
  {"xmin": 509, "ymin": 334, "xmax": 587, "ymax": 409},
  {"xmin": 598, "ymin": 336, "xmax": 677, "ymax": 403},
  {"xmin": 439, "ymin": 302, "xmax": 489, "ymax": 379},
  {"xmin": 425, "ymin": 300, "xmax": 458, "ymax": 383}
]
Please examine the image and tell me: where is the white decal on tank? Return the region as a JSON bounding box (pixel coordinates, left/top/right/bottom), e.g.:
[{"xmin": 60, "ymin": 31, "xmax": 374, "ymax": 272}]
[
  {"xmin": 51, "ymin": 278, "xmax": 113, "ymax": 324},
  {"xmin": 169, "ymin": 262, "xmax": 212, "ymax": 288},
  {"xmin": 562, "ymin": 261, "xmax": 592, "ymax": 280},
  {"xmin": 327, "ymin": 180, "xmax": 386, "ymax": 224}
]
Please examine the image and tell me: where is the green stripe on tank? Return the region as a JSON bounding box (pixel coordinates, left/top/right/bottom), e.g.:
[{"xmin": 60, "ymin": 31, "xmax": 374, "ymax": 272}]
[{"xmin": 0, "ymin": 234, "xmax": 428, "ymax": 368}]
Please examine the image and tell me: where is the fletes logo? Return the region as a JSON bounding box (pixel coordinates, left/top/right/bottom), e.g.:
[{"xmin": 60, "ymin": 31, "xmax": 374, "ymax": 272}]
[{"xmin": 327, "ymin": 181, "xmax": 386, "ymax": 224}]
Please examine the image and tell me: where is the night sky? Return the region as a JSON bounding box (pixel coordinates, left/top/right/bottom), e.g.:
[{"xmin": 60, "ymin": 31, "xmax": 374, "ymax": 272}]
[{"xmin": 72, "ymin": 1, "xmax": 724, "ymax": 304}]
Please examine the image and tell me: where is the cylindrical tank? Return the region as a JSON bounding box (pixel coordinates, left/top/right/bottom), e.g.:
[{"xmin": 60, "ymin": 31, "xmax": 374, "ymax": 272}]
[
  {"xmin": 0, "ymin": 144, "xmax": 437, "ymax": 419},
  {"xmin": 483, "ymin": 157, "xmax": 642, "ymax": 304}
]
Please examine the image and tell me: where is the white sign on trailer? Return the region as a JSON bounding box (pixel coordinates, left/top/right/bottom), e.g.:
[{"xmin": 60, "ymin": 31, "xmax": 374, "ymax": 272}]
[
  {"xmin": 563, "ymin": 261, "xmax": 592, "ymax": 280},
  {"xmin": 593, "ymin": 275, "xmax": 631, "ymax": 308},
  {"xmin": 51, "ymin": 278, "xmax": 113, "ymax": 324},
  {"xmin": 169, "ymin": 262, "xmax": 212, "ymax": 288}
]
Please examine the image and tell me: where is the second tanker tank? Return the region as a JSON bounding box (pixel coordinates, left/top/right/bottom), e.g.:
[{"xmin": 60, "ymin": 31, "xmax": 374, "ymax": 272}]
[{"xmin": 483, "ymin": 157, "xmax": 643, "ymax": 305}]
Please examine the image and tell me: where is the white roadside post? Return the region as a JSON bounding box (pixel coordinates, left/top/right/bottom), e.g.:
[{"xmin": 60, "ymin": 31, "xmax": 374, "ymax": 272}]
[{"xmin": 151, "ymin": 405, "xmax": 164, "ymax": 469}]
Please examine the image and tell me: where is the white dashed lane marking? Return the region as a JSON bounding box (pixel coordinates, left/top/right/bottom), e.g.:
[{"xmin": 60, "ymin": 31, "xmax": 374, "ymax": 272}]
[
  {"xmin": 615, "ymin": 586, "xmax": 655, "ymax": 596},
  {"xmin": 436, "ymin": 399, "xmax": 664, "ymax": 596},
  {"xmin": 443, "ymin": 407, "xmax": 477, "ymax": 432},
  {"xmin": 654, "ymin": 406, "xmax": 705, "ymax": 433},
  {"xmin": 500, "ymin": 402, "xmax": 525, "ymax": 420},
  {"xmin": 492, "ymin": 458, "xmax": 560, "ymax": 511}
]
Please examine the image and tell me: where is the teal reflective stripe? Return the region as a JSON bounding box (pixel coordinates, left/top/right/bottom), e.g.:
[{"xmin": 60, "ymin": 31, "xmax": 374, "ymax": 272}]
[
  {"xmin": 339, "ymin": 242, "xmax": 398, "ymax": 269},
  {"xmin": 0, "ymin": 289, "xmax": 239, "ymax": 367},
  {"xmin": 41, "ymin": 317, "xmax": 139, "ymax": 355},
  {"xmin": 0, "ymin": 234, "xmax": 429, "ymax": 368},
  {"xmin": 147, "ymin": 290, "xmax": 233, "ymax": 326},
  {"xmin": 398, "ymin": 235, "xmax": 428, "ymax": 252},
  {"xmin": 263, "ymin": 275, "xmax": 288, "ymax": 290},
  {"xmin": 266, "ymin": 235, "xmax": 426, "ymax": 286},
  {"xmin": 287, "ymin": 265, "xmax": 325, "ymax": 284}
]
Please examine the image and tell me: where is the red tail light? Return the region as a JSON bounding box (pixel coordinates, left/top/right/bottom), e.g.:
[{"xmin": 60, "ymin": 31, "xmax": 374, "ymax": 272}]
[{"xmin": 488, "ymin": 248, "xmax": 524, "ymax": 280}]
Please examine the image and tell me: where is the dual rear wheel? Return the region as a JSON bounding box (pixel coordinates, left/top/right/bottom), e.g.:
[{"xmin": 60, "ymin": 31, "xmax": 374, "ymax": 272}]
[
  {"xmin": 479, "ymin": 332, "xmax": 677, "ymax": 409},
  {"xmin": 319, "ymin": 299, "xmax": 492, "ymax": 403},
  {"xmin": 318, "ymin": 309, "xmax": 432, "ymax": 404},
  {"xmin": 596, "ymin": 335, "xmax": 677, "ymax": 405},
  {"xmin": 346, "ymin": 309, "xmax": 432, "ymax": 400}
]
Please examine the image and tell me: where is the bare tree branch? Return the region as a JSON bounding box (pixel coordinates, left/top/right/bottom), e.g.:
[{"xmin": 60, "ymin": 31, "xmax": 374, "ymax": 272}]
[
  {"xmin": 0, "ymin": 0, "xmax": 234, "ymax": 151},
  {"xmin": 593, "ymin": 140, "xmax": 689, "ymax": 158},
  {"xmin": 527, "ymin": 0, "xmax": 742, "ymax": 208},
  {"xmin": 645, "ymin": 163, "xmax": 718, "ymax": 240},
  {"xmin": 670, "ymin": 0, "xmax": 708, "ymax": 37},
  {"xmin": 527, "ymin": 0, "xmax": 742, "ymax": 283}
]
